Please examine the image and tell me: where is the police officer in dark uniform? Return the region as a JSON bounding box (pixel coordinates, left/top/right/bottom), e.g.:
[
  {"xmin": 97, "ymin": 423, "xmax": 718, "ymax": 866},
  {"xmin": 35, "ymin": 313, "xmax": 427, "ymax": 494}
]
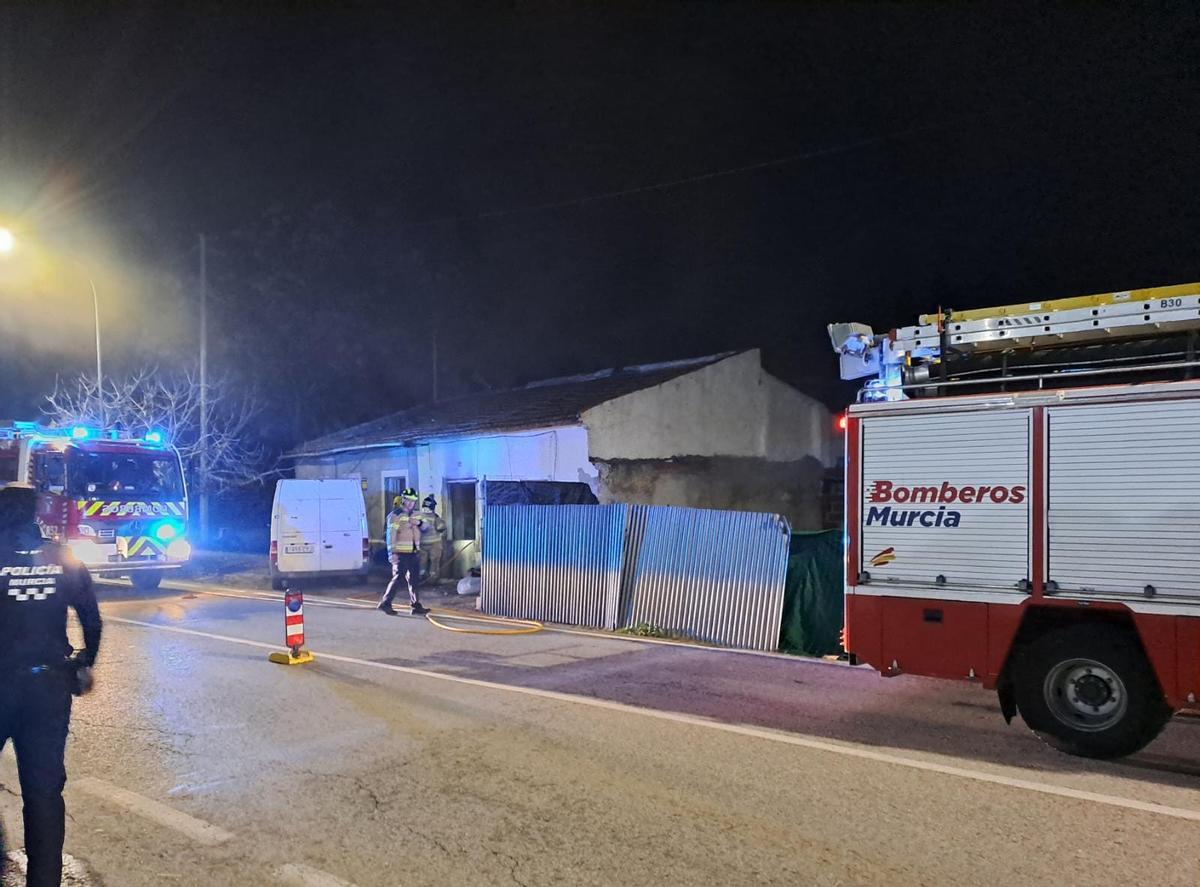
[{"xmin": 0, "ymin": 486, "xmax": 101, "ymax": 887}]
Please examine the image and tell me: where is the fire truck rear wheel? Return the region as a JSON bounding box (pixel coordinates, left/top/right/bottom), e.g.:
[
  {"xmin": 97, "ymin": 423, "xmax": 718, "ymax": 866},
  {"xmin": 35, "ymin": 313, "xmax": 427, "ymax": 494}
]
[
  {"xmin": 1014, "ymin": 623, "xmax": 1172, "ymax": 759},
  {"xmin": 130, "ymin": 570, "xmax": 163, "ymax": 591}
]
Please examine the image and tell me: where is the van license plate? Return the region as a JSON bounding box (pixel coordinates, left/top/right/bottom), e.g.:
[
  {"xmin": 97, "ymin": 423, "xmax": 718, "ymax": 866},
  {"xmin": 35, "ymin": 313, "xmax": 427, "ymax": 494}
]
[{"xmin": 284, "ymin": 543, "xmax": 314, "ymax": 554}]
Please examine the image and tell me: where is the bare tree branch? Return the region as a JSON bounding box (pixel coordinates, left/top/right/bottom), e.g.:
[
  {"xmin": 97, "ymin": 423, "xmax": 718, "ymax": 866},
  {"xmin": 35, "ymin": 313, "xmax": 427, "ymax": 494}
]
[{"xmin": 42, "ymin": 366, "xmax": 277, "ymax": 493}]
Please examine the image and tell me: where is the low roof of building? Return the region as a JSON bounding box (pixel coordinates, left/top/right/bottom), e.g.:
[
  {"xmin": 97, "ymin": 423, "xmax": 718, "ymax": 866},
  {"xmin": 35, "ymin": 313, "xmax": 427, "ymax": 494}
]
[{"xmin": 288, "ymin": 351, "xmax": 741, "ymax": 458}]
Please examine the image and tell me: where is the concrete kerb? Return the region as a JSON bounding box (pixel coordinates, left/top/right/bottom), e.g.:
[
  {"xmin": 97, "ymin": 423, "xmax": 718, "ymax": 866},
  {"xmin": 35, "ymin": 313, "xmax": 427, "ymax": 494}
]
[{"xmin": 101, "ymin": 576, "xmax": 863, "ymax": 669}]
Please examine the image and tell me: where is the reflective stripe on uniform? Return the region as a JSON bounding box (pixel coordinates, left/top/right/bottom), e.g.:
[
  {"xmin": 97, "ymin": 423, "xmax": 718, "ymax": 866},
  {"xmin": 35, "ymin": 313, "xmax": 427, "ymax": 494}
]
[
  {"xmin": 418, "ymin": 511, "xmax": 445, "ymax": 543},
  {"xmin": 387, "ymin": 513, "xmax": 420, "ymax": 553}
]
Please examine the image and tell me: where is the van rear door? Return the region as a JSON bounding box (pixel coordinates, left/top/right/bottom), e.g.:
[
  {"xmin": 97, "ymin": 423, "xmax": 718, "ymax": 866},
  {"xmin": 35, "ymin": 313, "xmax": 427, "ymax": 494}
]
[
  {"xmin": 319, "ymin": 482, "xmax": 364, "ymax": 573},
  {"xmin": 275, "ymin": 481, "xmax": 321, "ymax": 574}
]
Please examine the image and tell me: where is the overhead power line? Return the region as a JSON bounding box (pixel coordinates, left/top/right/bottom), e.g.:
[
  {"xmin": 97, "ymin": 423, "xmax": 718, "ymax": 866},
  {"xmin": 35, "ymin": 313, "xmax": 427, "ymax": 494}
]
[{"xmin": 413, "ymin": 113, "xmax": 988, "ymax": 227}]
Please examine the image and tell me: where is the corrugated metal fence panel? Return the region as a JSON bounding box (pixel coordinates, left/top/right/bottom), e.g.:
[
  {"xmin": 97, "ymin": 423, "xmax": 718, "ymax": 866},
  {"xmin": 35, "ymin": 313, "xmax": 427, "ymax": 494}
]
[
  {"xmin": 481, "ymin": 504, "xmax": 627, "ymax": 629},
  {"xmin": 1048, "ymin": 400, "xmax": 1200, "ymax": 599},
  {"xmin": 620, "ymin": 506, "xmax": 790, "ymax": 652},
  {"xmin": 859, "ymin": 410, "xmax": 1031, "ymax": 590}
]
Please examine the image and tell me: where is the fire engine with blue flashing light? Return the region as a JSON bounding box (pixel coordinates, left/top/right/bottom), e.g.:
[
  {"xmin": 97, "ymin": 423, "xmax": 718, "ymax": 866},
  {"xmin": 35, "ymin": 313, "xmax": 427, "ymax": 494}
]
[
  {"xmin": 831, "ymin": 282, "xmax": 1200, "ymax": 759},
  {"xmin": 0, "ymin": 421, "xmax": 191, "ymax": 590}
]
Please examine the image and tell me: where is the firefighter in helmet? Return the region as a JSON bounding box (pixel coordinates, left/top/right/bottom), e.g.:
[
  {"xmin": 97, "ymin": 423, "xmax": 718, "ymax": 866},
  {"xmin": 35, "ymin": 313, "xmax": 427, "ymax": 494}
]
[
  {"xmin": 378, "ymin": 489, "xmax": 428, "ymax": 615},
  {"xmin": 418, "ymin": 494, "xmax": 447, "ymax": 584}
]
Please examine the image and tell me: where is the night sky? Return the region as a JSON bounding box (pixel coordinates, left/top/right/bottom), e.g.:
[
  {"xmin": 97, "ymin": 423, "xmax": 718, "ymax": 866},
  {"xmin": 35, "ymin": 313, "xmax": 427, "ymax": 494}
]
[{"xmin": 1, "ymin": 2, "xmax": 1198, "ymax": 447}]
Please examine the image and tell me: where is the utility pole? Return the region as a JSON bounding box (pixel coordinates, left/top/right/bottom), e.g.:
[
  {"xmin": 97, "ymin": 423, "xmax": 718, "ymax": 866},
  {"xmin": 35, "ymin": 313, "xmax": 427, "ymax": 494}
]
[
  {"xmin": 90, "ymin": 279, "xmax": 103, "ymax": 424},
  {"xmin": 199, "ymin": 234, "xmax": 209, "ymax": 546}
]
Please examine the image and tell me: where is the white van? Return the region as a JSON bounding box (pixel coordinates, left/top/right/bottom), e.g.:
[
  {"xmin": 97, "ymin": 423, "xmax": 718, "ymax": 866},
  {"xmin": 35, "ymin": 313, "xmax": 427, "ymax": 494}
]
[{"xmin": 270, "ymin": 479, "xmax": 369, "ymax": 589}]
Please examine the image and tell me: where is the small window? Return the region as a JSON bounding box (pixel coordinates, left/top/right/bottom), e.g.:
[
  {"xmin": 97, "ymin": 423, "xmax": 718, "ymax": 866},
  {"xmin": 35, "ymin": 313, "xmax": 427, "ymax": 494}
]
[
  {"xmin": 66, "ymin": 450, "xmax": 183, "ymax": 498},
  {"xmin": 382, "ymin": 473, "xmax": 408, "ymax": 512},
  {"xmin": 0, "ymin": 444, "xmax": 20, "ymax": 483},
  {"xmin": 36, "ymin": 453, "xmax": 65, "ymax": 494},
  {"xmin": 447, "ymin": 480, "xmax": 477, "ymax": 541},
  {"xmin": 484, "ymin": 480, "xmax": 597, "ymax": 506}
]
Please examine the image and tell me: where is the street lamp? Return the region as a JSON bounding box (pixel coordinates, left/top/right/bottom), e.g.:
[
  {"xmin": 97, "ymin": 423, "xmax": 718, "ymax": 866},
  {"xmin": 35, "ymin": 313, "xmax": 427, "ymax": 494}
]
[
  {"xmin": 89, "ymin": 278, "xmax": 103, "ymax": 397},
  {"xmin": 0, "ymin": 226, "xmax": 103, "ymax": 393}
]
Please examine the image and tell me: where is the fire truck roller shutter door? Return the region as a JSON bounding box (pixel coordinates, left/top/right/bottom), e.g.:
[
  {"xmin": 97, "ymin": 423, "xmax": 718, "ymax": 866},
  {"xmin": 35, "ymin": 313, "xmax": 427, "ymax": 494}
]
[
  {"xmin": 1047, "ymin": 399, "xmax": 1200, "ymax": 600},
  {"xmin": 860, "ymin": 410, "xmax": 1032, "ymax": 591}
]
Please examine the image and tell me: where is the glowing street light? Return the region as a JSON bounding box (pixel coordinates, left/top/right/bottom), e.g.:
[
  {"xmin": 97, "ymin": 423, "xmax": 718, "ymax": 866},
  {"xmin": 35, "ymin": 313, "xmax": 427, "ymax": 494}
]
[{"xmin": 0, "ymin": 225, "xmax": 103, "ymax": 394}]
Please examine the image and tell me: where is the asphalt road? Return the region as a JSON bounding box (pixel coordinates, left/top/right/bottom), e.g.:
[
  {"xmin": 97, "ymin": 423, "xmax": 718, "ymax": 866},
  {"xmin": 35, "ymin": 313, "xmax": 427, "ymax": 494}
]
[{"xmin": 3, "ymin": 577, "xmax": 1200, "ymax": 886}]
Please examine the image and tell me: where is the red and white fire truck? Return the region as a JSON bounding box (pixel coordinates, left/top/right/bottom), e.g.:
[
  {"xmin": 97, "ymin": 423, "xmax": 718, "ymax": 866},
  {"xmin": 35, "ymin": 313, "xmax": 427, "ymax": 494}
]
[
  {"xmin": 831, "ymin": 282, "xmax": 1200, "ymax": 758},
  {"xmin": 0, "ymin": 422, "xmax": 191, "ymax": 589}
]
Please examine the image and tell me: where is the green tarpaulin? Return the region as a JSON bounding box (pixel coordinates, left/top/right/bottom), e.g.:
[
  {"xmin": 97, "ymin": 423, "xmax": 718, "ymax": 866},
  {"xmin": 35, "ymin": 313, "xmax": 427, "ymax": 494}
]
[{"xmin": 779, "ymin": 530, "xmax": 844, "ymax": 656}]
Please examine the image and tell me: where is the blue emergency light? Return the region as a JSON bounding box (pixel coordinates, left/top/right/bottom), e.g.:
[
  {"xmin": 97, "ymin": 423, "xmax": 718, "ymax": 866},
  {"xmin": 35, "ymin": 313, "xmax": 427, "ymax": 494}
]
[
  {"xmin": 144, "ymin": 430, "xmax": 164, "ymax": 444},
  {"xmin": 70, "ymin": 426, "xmax": 92, "ymax": 440}
]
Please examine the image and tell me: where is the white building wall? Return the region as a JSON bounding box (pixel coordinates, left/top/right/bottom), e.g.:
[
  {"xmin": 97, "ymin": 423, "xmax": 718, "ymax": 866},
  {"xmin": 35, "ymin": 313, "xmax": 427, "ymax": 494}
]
[
  {"xmin": 582, "ymin": 349, "xmax": 834, "ymax": 465},
  {"xmin": 420, "ymin": 425, "xmax": 595, "ymax": 573},
  {"xmin": 292, "ymin": 353, "xmax": 836, "ymax": 553},
  {"xmin": 294, "ymin": 446, "xmax": 416, "ymax": 543},
  {"xmin": 293, "ymin": 426, "xmax": 596, "ymax": 573},
  {"xmin": 762, "ymin": 373, "xmax": 839, "ymax": 466},
  {"xmin": 293, "ymin": 459, "xmax": 334, "ymax": 480},
  {"xmin": 582, "ymin": 351, "xmax": 761, "ymax": 460},
  {"xmin": 416, "ymin": 425, "xmax": 594, "ymax": 501}
]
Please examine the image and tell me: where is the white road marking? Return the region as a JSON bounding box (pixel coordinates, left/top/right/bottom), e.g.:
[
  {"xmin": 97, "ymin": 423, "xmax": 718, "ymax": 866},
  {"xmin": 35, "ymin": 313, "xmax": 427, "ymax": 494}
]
[
  {"xmin": 273, "ymin": 863, "xmax": 361, "ymax": 887},
  {"xmin": 196, "ymin": 589, "xmax": 368, "ymax": 610},
  {"xmin": 104, "ymin": 580, "xmax": 372, "ymax": 611},
  {"xmin": 118, "ymin": 579, "xmax": 859, "ymax": 667},
  {"xmin": 107, "ymin": 616, "xmax": 1200, "ymax": 823},
  {"xmin": 72, "ymin": 777, "xmax": 234, "ymax": 846}
]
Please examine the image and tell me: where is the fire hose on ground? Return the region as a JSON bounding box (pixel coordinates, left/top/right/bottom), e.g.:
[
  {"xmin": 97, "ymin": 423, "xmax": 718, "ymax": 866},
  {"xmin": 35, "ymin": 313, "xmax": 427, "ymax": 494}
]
[
  {"xmin": 362, "ymin": 540, "xmax": 544, "ymax": 635},
  {"xmin": 346, "ymin": 595, "xmax": 544, "ymax": 636},
  {"xmin": 421, "ymin": 607, "xmax": 544, "ymax": 636}
]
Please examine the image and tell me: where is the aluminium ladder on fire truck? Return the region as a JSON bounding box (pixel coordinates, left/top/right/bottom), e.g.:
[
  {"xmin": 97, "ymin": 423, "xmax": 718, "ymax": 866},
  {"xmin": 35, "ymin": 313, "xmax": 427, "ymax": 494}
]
[
  {"xmin": 897, "ymin": 282, "xmax": 1200, "ymax": 354},
  {"xmin": 831, "ymin": 282, "xmax": 1200, "ymax": 397}
]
